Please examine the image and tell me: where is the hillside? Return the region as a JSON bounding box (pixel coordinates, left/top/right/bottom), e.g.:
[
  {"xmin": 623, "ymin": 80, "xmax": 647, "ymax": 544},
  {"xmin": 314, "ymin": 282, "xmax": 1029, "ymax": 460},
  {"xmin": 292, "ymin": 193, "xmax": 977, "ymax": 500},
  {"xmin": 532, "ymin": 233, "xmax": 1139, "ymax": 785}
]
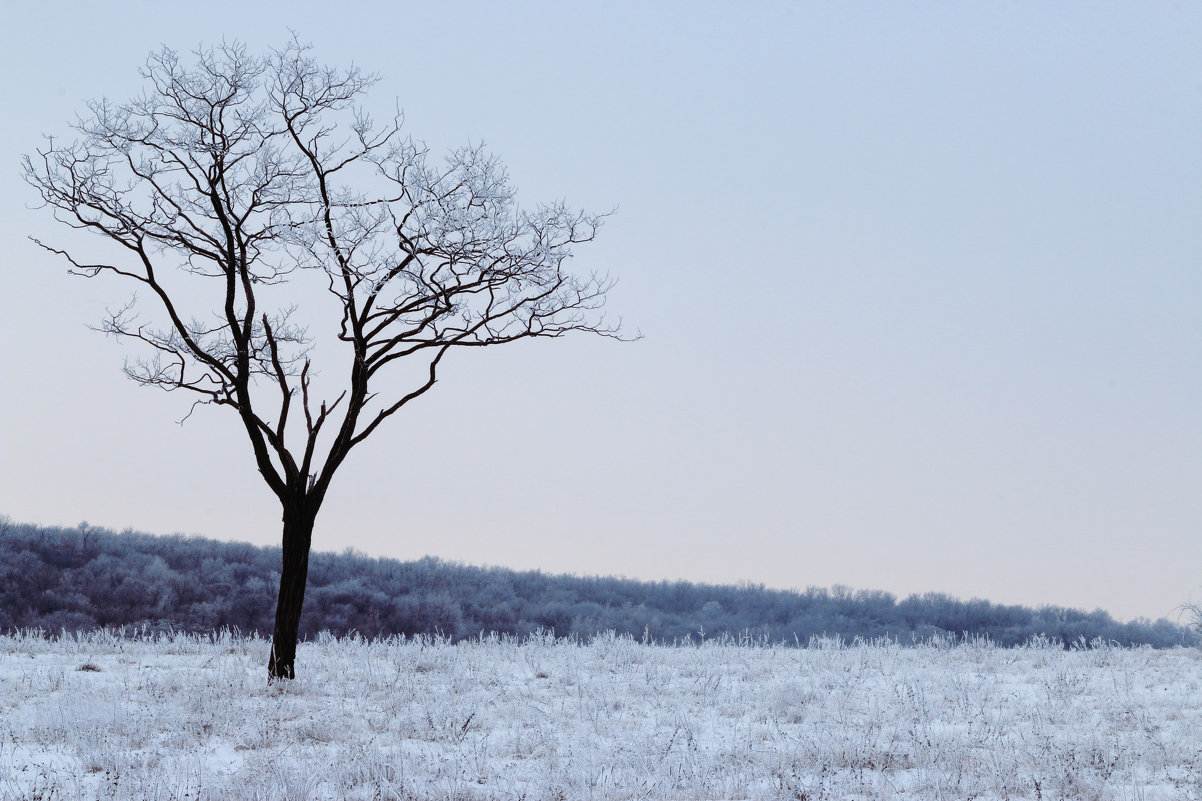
[{"xmin": 0, "ymin": 519, "xmax": 1193, "ymax": 647}]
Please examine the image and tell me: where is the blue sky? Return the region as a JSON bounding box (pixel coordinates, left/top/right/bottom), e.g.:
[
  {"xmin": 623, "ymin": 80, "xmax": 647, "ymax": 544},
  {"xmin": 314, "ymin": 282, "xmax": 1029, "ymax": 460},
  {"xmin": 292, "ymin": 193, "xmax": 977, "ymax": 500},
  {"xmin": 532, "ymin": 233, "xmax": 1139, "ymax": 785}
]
[{"xmin": 2, "ymin": 2, "xmax": 1199, "ymax": 621}]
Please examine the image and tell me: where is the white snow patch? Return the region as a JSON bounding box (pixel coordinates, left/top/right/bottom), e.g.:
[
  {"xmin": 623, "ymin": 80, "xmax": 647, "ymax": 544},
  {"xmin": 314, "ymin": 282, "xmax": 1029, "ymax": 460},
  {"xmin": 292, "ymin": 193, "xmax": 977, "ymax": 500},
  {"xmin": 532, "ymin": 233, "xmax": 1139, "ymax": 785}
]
[{"xmin": 1, "ymin": 630, "xmax": 1199, "ymax": 800}]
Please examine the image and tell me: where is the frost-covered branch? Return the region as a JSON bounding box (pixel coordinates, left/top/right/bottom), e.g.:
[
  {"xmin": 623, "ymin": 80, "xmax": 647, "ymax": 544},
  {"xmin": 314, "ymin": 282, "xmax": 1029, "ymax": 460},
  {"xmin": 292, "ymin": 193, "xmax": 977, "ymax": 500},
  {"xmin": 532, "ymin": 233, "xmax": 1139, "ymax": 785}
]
[{"xmin": 24, "ymin": 37, "xmax": 627, "ymax": 511}]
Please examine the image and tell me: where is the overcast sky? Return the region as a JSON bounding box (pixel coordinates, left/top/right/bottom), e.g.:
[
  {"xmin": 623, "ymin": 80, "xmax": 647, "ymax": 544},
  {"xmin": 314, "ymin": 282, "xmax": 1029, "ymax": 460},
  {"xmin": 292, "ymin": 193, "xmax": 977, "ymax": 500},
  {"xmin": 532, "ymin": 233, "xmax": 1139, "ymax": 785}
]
[{"xmin": 2, "ymin": 2, "xmax": 1198, "ymax": 622}]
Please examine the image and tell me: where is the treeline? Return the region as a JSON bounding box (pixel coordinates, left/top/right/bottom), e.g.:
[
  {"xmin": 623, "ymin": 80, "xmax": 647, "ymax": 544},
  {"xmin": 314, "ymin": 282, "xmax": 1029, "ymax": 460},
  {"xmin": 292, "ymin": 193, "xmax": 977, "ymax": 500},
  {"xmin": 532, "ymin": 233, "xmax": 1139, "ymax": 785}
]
[{"xmin": 0, "ymin": 519, "xmax": 1194, "ymax": 647}]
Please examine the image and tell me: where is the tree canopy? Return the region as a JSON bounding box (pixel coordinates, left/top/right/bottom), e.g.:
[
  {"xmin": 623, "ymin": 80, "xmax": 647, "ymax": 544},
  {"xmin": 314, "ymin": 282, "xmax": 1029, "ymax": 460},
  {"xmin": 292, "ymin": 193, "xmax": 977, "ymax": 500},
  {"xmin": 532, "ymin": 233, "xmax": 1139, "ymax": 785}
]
[{"xmin": 2, "ymin": 521, "xmax": 1193, "ymax": 649}]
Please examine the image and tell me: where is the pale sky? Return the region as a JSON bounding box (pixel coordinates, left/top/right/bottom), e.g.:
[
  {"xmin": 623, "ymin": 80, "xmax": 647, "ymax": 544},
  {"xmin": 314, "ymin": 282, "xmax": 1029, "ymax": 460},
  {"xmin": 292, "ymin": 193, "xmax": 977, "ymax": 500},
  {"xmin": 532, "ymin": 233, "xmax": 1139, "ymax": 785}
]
[{"xmin": 2, "ymin": 2, "xmax": 1199, "ymax": 623}]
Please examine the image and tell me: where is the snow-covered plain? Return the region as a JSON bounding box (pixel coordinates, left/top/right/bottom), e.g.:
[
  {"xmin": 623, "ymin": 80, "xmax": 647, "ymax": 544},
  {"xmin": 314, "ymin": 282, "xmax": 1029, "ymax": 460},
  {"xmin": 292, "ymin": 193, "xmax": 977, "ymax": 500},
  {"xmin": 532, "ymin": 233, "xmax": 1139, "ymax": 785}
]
[{"xmin": 1, "ymin": 631, "xmax": 1199, "ymax": 801}]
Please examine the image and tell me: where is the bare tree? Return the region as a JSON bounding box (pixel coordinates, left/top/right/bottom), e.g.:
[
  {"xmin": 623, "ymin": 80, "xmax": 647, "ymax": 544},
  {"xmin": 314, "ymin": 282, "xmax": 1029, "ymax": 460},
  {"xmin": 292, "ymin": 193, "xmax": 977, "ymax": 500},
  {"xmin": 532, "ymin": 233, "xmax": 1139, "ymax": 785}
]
[{"xmin": 24, "ymin": 40, "xmax": 625, "ymax": 680}]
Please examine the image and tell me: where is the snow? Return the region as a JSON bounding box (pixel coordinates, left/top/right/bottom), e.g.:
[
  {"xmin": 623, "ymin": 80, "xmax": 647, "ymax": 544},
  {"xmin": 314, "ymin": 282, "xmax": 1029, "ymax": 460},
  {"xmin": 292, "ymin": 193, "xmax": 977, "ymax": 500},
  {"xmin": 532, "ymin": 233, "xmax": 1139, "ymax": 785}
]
[{"xmin": 1, "ymin": 630, "xmax": 1199, "ymax": 800}]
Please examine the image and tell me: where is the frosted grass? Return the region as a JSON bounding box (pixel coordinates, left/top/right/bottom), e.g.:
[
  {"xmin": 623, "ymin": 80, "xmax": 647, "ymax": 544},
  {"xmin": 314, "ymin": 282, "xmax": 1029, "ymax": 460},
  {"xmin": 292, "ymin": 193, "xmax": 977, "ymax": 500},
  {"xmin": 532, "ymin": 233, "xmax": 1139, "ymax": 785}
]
[{"xmin": 1, "ymin": 630, "xmax": 1199, "ymax": 800}]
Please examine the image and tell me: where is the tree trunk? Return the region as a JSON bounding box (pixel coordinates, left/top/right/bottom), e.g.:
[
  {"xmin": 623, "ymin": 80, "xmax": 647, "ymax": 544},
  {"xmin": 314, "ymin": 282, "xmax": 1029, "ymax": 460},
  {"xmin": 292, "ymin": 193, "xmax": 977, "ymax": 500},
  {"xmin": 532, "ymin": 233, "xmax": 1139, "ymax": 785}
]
[{"xmin": 268, "ymin": 499, "xmax": 317, "ymax": 681}]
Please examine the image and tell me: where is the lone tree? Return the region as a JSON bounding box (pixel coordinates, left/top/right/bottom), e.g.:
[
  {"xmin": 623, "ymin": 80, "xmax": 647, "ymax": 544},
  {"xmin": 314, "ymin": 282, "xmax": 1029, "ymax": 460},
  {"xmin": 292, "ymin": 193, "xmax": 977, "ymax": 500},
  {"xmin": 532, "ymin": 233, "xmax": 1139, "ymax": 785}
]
[{"xmin": 24, "ymin": 41, "xmax": 624, "ymax": 680}]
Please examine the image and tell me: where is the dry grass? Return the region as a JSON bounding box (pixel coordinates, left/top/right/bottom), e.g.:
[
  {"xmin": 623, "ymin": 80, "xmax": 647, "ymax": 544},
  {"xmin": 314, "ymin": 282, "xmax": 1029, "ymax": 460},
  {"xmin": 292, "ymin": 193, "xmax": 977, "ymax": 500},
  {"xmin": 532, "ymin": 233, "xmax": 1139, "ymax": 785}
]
[{"xmin": 1, "ymin": 630, "xmax": 1199, "ymax": 800}]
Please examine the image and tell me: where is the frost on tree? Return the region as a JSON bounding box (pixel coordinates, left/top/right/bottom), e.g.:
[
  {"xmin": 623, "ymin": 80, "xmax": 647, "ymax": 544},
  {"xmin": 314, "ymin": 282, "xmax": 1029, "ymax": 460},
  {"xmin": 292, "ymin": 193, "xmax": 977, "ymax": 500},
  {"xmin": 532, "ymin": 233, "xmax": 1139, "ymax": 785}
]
[{"xmin": 24, "ymin": 40, "xmax": 627, "ymax": 680}]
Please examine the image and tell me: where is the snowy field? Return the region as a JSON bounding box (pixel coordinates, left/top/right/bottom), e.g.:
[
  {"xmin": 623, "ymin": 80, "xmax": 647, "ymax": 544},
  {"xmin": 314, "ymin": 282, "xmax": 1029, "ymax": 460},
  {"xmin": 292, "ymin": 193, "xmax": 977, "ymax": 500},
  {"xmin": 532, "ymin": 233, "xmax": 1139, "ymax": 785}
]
[{"xmin": 1, "ymin": 631, "xmax": 1199, "ymax": 801}]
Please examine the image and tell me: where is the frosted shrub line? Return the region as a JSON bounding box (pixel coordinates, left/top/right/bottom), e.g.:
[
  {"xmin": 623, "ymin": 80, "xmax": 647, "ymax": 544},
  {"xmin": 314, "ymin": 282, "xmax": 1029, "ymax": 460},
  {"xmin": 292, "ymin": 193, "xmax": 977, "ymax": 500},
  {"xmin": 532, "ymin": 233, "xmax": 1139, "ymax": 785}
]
[{"xmin": 1, "ymin": 631, "xmax": 1199, "ymax": 800}]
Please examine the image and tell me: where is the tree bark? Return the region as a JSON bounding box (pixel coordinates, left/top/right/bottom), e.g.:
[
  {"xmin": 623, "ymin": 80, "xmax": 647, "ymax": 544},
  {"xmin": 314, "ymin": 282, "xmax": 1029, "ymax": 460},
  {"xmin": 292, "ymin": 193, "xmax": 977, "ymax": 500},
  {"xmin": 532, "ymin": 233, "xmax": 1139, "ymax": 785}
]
[{"xmin": 268, "ymin": 499, "xmax": 318, "ymax": 681}]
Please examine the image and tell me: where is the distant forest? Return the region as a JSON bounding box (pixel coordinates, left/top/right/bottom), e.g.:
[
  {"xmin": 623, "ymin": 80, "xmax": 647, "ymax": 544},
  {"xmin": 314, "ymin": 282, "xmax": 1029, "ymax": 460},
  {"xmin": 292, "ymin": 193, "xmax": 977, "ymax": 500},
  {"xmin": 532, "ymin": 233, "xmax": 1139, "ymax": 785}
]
[{"xmin": 1, "ymin": 519, "xmax": 1195, "ymax": 648}]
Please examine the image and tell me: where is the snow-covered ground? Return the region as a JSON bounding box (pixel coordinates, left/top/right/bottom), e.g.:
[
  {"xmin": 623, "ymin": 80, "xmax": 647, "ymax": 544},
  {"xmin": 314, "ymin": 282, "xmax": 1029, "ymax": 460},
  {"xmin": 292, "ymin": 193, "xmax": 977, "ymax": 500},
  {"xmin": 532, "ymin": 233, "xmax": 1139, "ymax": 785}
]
[{"xmin": 1, "ymin": 631, "xmax": 1199, "ymax": 801}]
